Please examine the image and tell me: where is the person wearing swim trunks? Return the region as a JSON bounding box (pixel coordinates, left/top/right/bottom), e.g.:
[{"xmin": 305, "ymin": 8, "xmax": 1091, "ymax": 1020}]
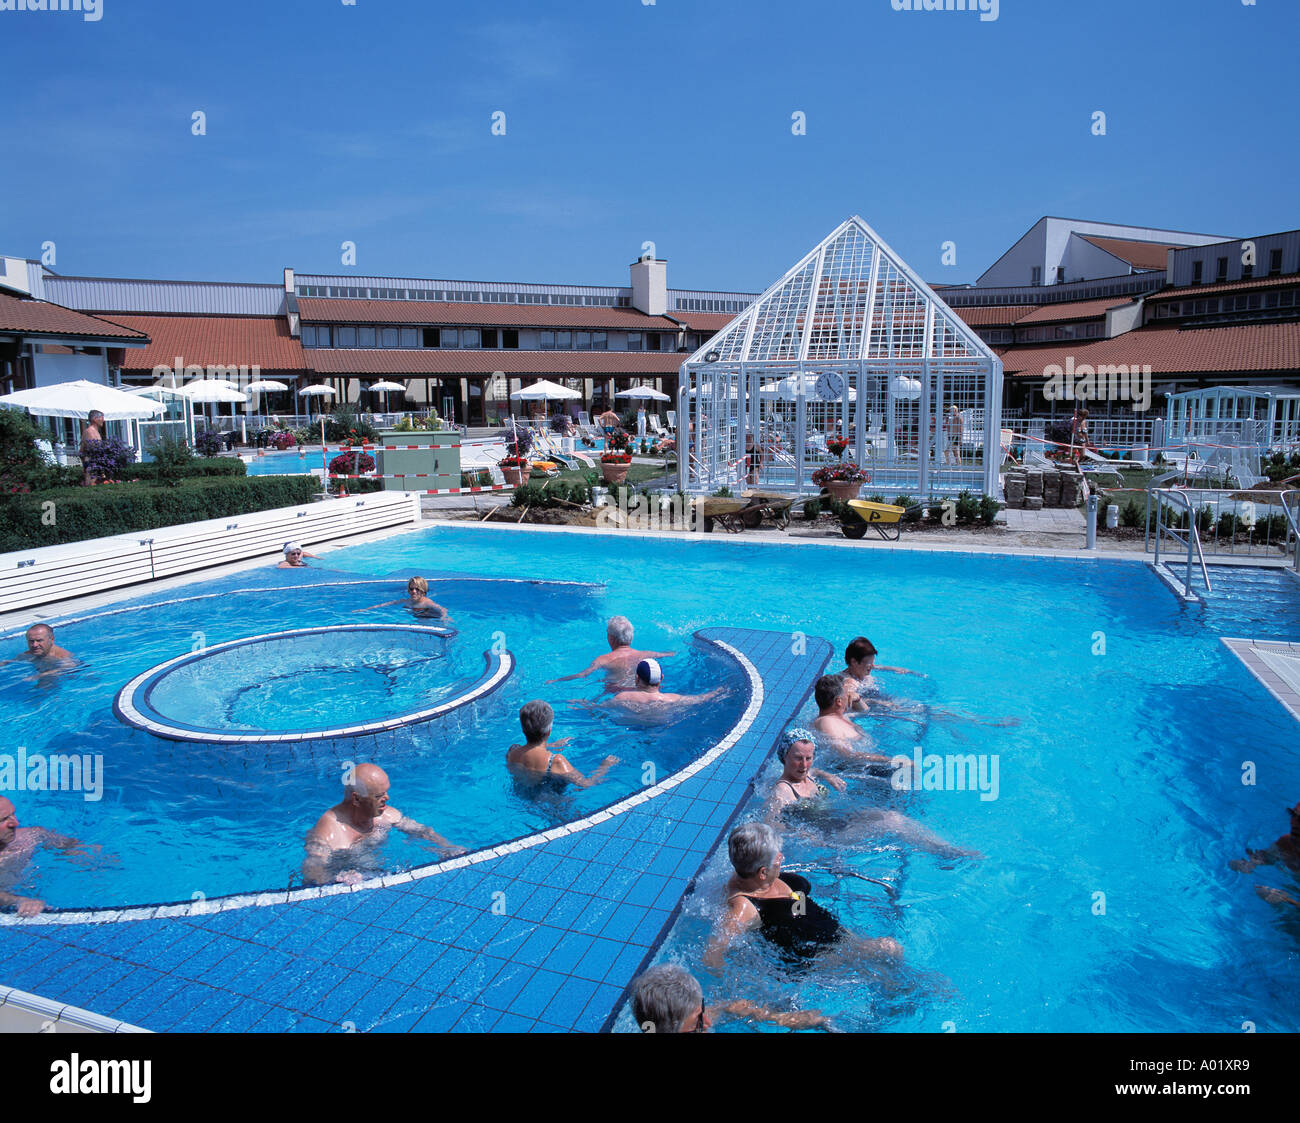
[
  {"xmin": 810, "ymin": 674, "xmax": 894, "ymax": 765},
  {"xmin": 630, "ymin": 963, "xmax": 830, "ymax": 1032},
  {"xmin": 607, "ymin": 658, "xmax": 727, "ymax": 713},
  {"xmin": 842, "ymin": 637, "xmax": 921, "ymax": 713},
  {"xmin": 705, "ymin": 822, "xmax": 902, "ymax": 968},
  {"xmin": 505, "ymin": 700, "xmax": 618, "ymax": 791},
  {"xmin": 2, "ymin": 624, "xmax": 77, "ymax": 681},
  {"xmin": 0, "ymin": 797, "xmax": 91, "ymax": 916},
  {"xmin": 546, "ymin": 616, "xmax": 674, "ymax": 687}
]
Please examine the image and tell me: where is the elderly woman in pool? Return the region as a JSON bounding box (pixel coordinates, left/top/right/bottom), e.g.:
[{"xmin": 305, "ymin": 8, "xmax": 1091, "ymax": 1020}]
[
  {"xmin": 704, "ymin": 821, "xmax": 902, "ymax": 969},
  {"xmin": 765, "ymin": 730, "xmax": 980, "ymax": 859},
  {"xmin": 360, "ymin": 576, "xmax": 450, "ymax": 621},
  {"xmin": 277, "ymin": 541, "xmax": 320, "ymax": 568}
]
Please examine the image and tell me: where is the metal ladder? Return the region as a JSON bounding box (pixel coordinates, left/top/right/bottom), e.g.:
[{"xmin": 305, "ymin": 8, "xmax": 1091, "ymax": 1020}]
[{"xmin": 1150, "ymin": 487, "xmax": 1212, "ymax": 597}]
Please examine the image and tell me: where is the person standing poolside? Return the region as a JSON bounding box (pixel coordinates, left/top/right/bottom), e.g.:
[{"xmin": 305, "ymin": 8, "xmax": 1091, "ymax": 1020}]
[
  {"xmin": 943, "ymin": 405, "xmax": 963, "ymax": 466},
  {"xmin": 630, "ymin": 963, "xmax": 830, "ymax": 1032},
  {"xmin": 277, "ymin": 541, "xmax": 320, "ymax": 568},
  {"xmin": 704, "ymin": 822, "xmax": 902, "ymax": 969},
  {"xmin": 607, "ymin": 659, "xmax": 726, "ymax": 714},
  {"xmin": 596, "ymin": 408, "xmax": 621, "ymax": 434},
  {"xmin": 1, "ymin": 625, "xmax": 76, "ymax": 681},
  {"xmin": 505, "ymin": 700, "xmax": 618, "ymax": 790},
  {"xmin": 809, "ymin": 674, "xmax": 893, "ymax": 765},
  {"xmin": 302, "ymin": 763, "xmax": 464, "ymax": 886},
  {"xmin": 546, "ymin": 616, "xmax": 674, "ymax": 686},
  {"xmin": 79, "ymin": 408, "xmax": 107, "ymax": 485},
  {"xmin": 359, "ymin": 576, "xmax": 450, "ymax": 621},
  {"xmin": 766, "ymin": 731, "xmax": 979, "ymax": 858},
  {"xmin": 0, "ymin": 798, "xmax": 88, "ymax": 916}
]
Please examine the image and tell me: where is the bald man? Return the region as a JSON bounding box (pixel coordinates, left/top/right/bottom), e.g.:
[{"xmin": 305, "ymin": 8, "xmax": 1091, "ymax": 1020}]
[
  {"xmin": 302, "ymin": 763, "xmax": 465, "ymax": 886},
  {"xmin": 2, "ymin": 625, "xmax": 76, "ymax": 680},
  {"xmin": 0, "ymin": 797, "xmax": 86, "ymax": 916}
]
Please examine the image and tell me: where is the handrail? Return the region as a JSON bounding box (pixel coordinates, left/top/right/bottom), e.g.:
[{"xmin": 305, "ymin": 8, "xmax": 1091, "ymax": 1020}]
[
  {"xmin": 1281, "ymin": 488, "xmax": 1300, "ymax": 574},
  {"xmin": 1150, "ymin": 487, "xmax": 1211, "ymax": 597}
]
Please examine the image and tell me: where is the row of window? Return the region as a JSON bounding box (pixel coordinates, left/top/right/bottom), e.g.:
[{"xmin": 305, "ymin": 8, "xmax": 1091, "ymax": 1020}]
[
  {"xmin": 1016, "ymin": 322, "xmax": 1105, "ymax": 343},
  {"xmin": 673, "ymin": 297, "xmax": 752, "ymax": 313},
  {"xmin": 296, "ymin": 284, "xmax": 633, "ymax": 307},
  {"xmin": 539, "ymin": 331, "xmax": 608, "ymax": 350},
  {"xmin": 1189, "ymin": 249, "xmax": 1286, "ymax": 285},
  {"xmin": 1153, "ymin": 288, "xmax": 1298, "ymax": 318},
  {"xmin": 301, "ymin": 325, "xmax": 522, "ymax": 349}
]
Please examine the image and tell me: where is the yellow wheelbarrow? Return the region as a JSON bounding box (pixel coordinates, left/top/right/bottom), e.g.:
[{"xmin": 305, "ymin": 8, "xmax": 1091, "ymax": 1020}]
[{"xmin": 841, "ymin": 500, "xmax": 905, "ymax": 541}]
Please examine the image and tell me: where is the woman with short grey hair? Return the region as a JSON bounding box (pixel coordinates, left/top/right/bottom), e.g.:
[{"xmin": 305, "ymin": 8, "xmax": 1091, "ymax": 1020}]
[
  {"xmin": 630, "ymin": 963, "xmax": 828, "ymax": 1033},
  {"xmin": 706, "ymin": 822, "xmax": 903, "ymax": 969},
  {"xmin": 505, "ymin": 700, "xmax": 618, "ymax": 790}
]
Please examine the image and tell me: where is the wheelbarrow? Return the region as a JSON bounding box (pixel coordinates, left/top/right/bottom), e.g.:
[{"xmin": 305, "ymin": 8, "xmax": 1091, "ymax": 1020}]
[
  {"xmin": 700, "ymin": 497, "xmax": 751, "ymax": 533},
  {"xmin": 738, "ymin": 490, "xmax": 795, "ymax": 529},
  {"xmin": 841, "ymin": 499, "xmax": 905, "ymax": 541}
]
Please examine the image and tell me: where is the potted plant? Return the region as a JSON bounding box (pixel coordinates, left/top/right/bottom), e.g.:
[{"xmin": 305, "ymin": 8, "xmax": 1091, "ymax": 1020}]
[
  {"xmin": 500, "ymin": 430, "xmax": 533, "ymax": 486},
  {"xmin": 811, "ymin": 461, "xmax": 869, "ymax": 501},
  {"xmin": 827, "ymin": 437, "xmax": 851, "ymax": 460},
  {"xmin": 601, "ymin": 428, "xmax": 632, "ymax": 483}
]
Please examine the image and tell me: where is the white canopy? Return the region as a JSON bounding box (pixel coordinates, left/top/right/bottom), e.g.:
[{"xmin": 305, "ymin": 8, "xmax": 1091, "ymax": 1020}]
[
  {"xmin": 299, "ymin": 385, "xmax": 338, "ymax": 397},
  {"xmin": 246, "ymin": 379, "xmax": 289, "ymax": 393},
  {"xmin": 369, "ymin": 380, "xmax": 407, "ymax": 392},
  {"xmin": 615, "ymin": 386, "xmax": 671, "ymax": 401},
  {"xmin": 510, "ymin": 379, "xmax": 580, "ymax": 401},
  {"xmin": 0, "ymin": 379, "xmax": 164, "ymax": 420},
  {"xmin": 175, "ymin": 380, "xmax": 248, "ymax": 404}
]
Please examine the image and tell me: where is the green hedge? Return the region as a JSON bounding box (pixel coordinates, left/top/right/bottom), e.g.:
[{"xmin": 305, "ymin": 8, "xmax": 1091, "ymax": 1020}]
[
  {"xmin": 131, "ymin": 457, "xmax": 247, "ymax": 482},
  {"xmin": 0, "ymin": 475, "xmax": 321, "ymax": 552}
]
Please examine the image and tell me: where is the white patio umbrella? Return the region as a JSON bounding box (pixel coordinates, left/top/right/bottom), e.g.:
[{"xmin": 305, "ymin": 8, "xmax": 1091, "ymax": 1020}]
[
  {"xmin": 509, "ymin": 379, "xmax": 581, "ymax": 402},
  {"xmin": 174, "ymin": 379, "xmax": 249, "ymax": 437},
  {"xmin": 369, "ymin": 380, "xmax": 407, "ymax": 413},
  {"xmin": 0, "ymin": 379, "xmax": 165, "ymax": 420},
  {"xmin": 614, "ymin": 385, "xmax": 671, "ymax": 401},
  {"xmin": 299, "ymin": 384, "xmax": 338, "ymax": 420}
]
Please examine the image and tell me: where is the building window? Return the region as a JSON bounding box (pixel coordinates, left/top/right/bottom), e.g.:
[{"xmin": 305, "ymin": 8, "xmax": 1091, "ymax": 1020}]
[
  {"xmin": 574, "ymin": 332, "xmax": 591, "ymax": 350},
  {"xmin": 337, "ymin": 326, "xmax": 357, "ymax": 347},
  {"xmin": 358, "ymin": 327, "xmax": 377, "ymax": 347},
  {"xmin": 1192, "ymin": 261, "xmax": 1203, "ymax": 284},
  {"xmin": 1056, "ymin": 267, "xmax": 1065, "ymax": 284},
  {"xmin": 502, "ymin": 330, "xmax": 519, "ymax": 349},
  {"xmin": 592, "ymin": 331, "xmax": 607, "ymax": 350},
  {"xmin": 1242, "ymin": 262, "xmax": 1254, "ymax": 279},
  {"xmin": 627, "ymin": 332, "xmax": 643, "ymax": 351},
  {"xmin": 646, "ymin": 332, "xmax": 661, "ymax": 351},
  {"xmin": 423, "ymin": 328, "xmax": 440, "ymax": 348},
  {"xmin": 1269, "ymin": 249, "xmax": 1284, "ymax": 276},
  {"xmin": 482, "ymin": 329, "xmax": 499, "ymax": 348},
  {"xmin": 441, "ymin": 329, "xmax": 460, "ymax": 348},
  {"xmin": 1216, "ymin": 257, "xmax": 1228, "ymax": 282},
  {"xmin": 1031, "ymin": 266, "xmax": 1042, "ymax": 286},
  {"xmin": 540, "ymin": 331, "xmax": 555, "ymax": 350},
  {"xmin": 302, "ymin": 325, "xmax": 318, "ymax": 347},
  {"xmin": 380, "ymin": 328, "xmax": 398, "ymax": 347},
  {"xmin": 400, "ymin": 328, "xmax": 418, "ymax": 348},
  {"xmin": 462, "ymin": 329, "xmax": 480, "ymax": 348}
]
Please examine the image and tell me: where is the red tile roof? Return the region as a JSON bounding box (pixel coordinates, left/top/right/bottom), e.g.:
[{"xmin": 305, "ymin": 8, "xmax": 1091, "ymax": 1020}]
[
  {"xmin": 1013, "ymin": 297, "xmax": 1133, "ymax": 325},
  {"xmin": 1147, "ymin": 274, "xmax": 1300, "ymax": 301},
  {"xmin": 672, "ymin": 312, "xmax": 736, "ymax": 332},
  {"xmin": 998, "ymin": 321, "xmax": 1300, "ymax": 378},
  {"xmin": 305, "ymin": 349, "xmax": 685, "ymax": 377},
  {"xmin": 107, "ymin": 315, "xmax": 307, "ymax": 373},
  {"xmin": 297, "ymin": 298, "xmax": 682, "ymax": 331},
  {"xmin": 0, "ymin": 292, "xmax": 149, "ymax": 341},
  {"xmin": 953, "ymin": 305, "xmax": 1039, "ymax": 326},
  {"xmin": 1078, "ymin": 235, "xmax": 1183, "ymax": 271}
]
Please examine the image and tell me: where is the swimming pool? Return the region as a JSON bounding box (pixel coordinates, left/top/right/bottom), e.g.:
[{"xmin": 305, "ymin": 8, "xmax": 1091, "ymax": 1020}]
[
  {"xmin": 4, "ymin": 525, "xmax": 1299, "ymax": 1032},
  {"xmin": 242, "ymin": 449, "xmax": 322, "ymax": 475}
]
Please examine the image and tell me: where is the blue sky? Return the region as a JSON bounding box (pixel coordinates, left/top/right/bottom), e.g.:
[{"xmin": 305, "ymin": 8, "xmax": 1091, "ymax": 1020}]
[{"xmin": 2, "ymin": 0, "xmax": 1295, "ymax": 292}]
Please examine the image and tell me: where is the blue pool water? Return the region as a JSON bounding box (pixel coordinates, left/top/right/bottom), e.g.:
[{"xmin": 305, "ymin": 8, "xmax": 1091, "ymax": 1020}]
[
  {"xmin": 242, "ymin": 449, "xmax": 321, "ymax": 475},
  {"xmin": 4, "ymin": 526, "xmax": 1299, "ymax": 1032}
]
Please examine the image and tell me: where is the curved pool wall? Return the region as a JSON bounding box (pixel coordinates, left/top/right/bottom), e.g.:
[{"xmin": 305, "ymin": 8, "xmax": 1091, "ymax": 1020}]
[
  {"xmin": 0, "ymin": 623, "xmax": 823, "ymax": 1033},
  {"xmin": 114, "ymin": 624, "xmax": 511, "ymax": 745}
]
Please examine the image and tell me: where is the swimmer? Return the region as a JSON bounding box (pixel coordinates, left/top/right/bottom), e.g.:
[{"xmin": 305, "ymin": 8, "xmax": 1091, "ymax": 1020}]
[
  {"xmin": 842, "ymin": 636, "xmax": 920, "ymax": 713},
  {"xmin": 277, "ymin": 541, "xmax": 320, "ymax": 568},
  {"xmin": 1230, "ymin": 801, "xmax": 1300, "ymax": 875},
  {"xmin": 1, "ymin": 625, "xmax": 77, "ymax": 681},
  {"xmin": 704, "ymin": 822, "xmax": 902, "ymax": 969},
  {"xmin": 766, "ymin": 731, "xmax": 980, "ymax": 859},
  {"xmin": 0, "ymin": 797, "xmax": 88, "ymax": 916},
  {"xmin": 359, "ymin": 576, "xmax": 451, "ymax": 621},
  {"xmin": 546, "ymin": 616, "xmax": 674, "ymax": 686},
  {"xmin": 302, "ymin": 763, "xmax": 464, "ymax": 886},
  {"xmin": 505, "ymin": 700, "xmax": 618, "ymax": 790},
  {"xmin": 809, "ymin": 674, "xmax": 894, "ymax": 765},
  {"xmin": 630, "ymin": 963, "xmax": 830, "ymax": 1033},
  {"xmin": 607, "ymin": 659, "xmax": 726, "ymax": 714}
]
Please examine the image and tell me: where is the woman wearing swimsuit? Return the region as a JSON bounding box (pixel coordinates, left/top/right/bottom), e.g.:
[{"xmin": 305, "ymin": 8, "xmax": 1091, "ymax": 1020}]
[
  {"xmin": 505, "ymin": 700, "xmax": 618, "ymax": 791},
  {"xmin": 704, "ymin": 821, "xmax": 902, "ymax": 969}
]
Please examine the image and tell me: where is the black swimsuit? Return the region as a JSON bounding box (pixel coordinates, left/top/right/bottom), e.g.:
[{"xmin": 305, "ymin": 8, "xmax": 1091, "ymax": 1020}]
[{"xmin": 735, "ymin": 873, "xmax": 844, "ymax": 960}]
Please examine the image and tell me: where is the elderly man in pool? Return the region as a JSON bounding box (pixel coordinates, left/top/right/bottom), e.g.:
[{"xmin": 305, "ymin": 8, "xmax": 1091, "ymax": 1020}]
[
  {"xmin": 630, "ymin": 963, "xmax": 831, "ymax": 1032},
  {"xmin": 606, "ymin": 659, "xmax": 727, "ymax": 715},
  {"xmin": 0, "ymin": 797, "xmax": 88, "ymax": 916},
  {"xmin": 546, "ymin": 615, "xmax": 674, "ymax": 688},
  {"xmin": 302, "ymin": 763, "xmax": 466, "ymax": 886},
  {"xmin": 1, "ymin": 624, "xmax": 77, "ymax": 681},
  {"xmin": 704, "ymin": 821, "xmax": 903, "ymax": 970}
]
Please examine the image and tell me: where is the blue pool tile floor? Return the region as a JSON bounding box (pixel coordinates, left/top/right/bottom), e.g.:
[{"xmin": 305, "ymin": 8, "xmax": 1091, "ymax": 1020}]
[{"xmin": 0, "ymin": 626, "xmax": 828, "ymax": 1032}]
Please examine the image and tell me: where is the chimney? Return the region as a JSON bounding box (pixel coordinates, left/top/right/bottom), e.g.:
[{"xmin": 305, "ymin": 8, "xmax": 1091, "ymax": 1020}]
[{"xmin": 629, "ymin": 255, "xmax": 667, "ymax": 316}]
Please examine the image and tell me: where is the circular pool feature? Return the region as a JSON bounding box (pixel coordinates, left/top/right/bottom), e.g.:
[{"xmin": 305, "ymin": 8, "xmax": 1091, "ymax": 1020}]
[{"xmin": 114, "ymin": 625, "xmax": 513, "ymax": 743}]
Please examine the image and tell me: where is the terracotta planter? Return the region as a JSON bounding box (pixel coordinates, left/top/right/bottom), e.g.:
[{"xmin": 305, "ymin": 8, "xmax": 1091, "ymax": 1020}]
[
  {"xmin": 601, "ymin": 460, "xmax": 630, "ymax": 484},
  {"xmin": 822, "ymin": 480, "xmax": 863, "ymax": 502},
  {"xmin": 502, "ymin": 464, "xmax": 530, "ymax": 487}
]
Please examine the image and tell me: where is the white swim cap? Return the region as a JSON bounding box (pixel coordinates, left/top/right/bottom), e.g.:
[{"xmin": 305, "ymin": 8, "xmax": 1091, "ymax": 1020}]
[
  {"xmin": 637, "ymin": 658, "xmax": 663, "ymax": 686},
  {"xmin": 283, "ymin": 541, "xmax": 302, "ymax": 555}
]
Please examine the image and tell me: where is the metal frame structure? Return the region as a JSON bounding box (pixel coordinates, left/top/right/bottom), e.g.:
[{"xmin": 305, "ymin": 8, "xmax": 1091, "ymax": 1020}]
[
  {"xmin": 1165, "ymin": 385, "xmax": 1300, "ymax": 451},
  {"xmin": 678, "ymin": 216, "xmax": 1003, "ymax": 498}
]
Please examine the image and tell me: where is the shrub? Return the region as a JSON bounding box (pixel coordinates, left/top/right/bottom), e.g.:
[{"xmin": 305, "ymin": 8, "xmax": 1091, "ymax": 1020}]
[
  {"xmin": 1215, "ymin": 511, "xmax": 1239, "ymax": 538},
  {"xmin": 194, "ymin": 430, "xmax": 225, "ymax": 458},
  {"xmin": 0, "ymin": 475, "xmax": 322, "ymax": 552},
  {"xmin": 460, "ymin": 468, "xmax": 492, "ymax": 489},
  {"xmin": 0, "ymin": 408, "xmax": 58, "ymax": 493},
  {"xmin": 511, "ymin": 483, "xmax": 548, "ymax": 509},
  {"xmin": 324, "ymin": 406, "xmax": 379, "ymax": 444},
  {"xmin": 978, "ymin": 495, "xmax": 1002, "ymax": 525},
  {"xmin": 711, "ymin": 485, "xmax": 733, "ymax": 498},
  {"xmin": 81, "ymin": 438, "xmax": 135, "ymax": 482},
  {"xmin": 1251, "ymin": 513, "xmax": 1290, "ymax": 542},
  {"xmin": 802, "ymin": 498, "xmax": 822, "ymax": 520},
  {"xmin": 893, "ymin": 495, "xmax": 922, "ymax": 522},
  {"xmin": 1120, "ymin": 498, "xmax": 1145, "ymax": 528},
  {"xmin": 955, "ymin": 490, "xmax": 982, "ymax": 523},
  {"xmin": 146, "ymin": 436, "xmax": 195, "ymax": 487}
]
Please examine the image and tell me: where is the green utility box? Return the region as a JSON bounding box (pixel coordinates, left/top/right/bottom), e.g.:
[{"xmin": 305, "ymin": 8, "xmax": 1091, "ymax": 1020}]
[{"xmin": 377, "ymin": 430, "xmax": 461, "ymax": 492}]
